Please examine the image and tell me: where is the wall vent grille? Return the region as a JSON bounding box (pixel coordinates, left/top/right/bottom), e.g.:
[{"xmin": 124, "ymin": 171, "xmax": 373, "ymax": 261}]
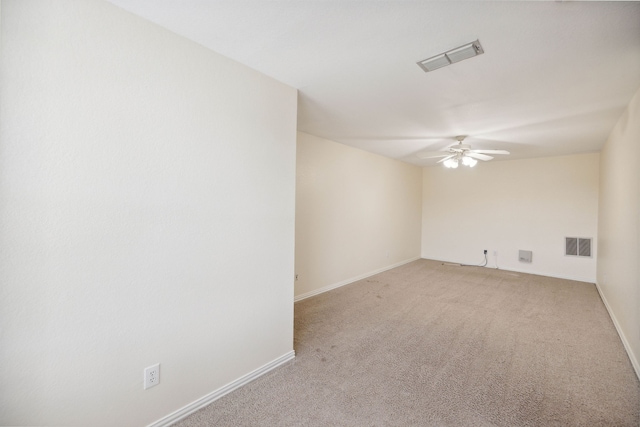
[{"xmin": 565, "ymin": 237, "xmax": 592, "ymax": 257}]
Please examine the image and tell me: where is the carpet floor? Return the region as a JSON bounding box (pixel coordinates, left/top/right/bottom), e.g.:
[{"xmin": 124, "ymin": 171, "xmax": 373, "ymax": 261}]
[{"xmin": 176, "ymin": 259, "xmax": 640, "ymax": 426}]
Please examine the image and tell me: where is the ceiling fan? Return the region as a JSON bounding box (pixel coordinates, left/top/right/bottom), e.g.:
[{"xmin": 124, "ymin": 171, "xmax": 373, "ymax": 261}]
[{"xmin": 416, "ymin": 135, "xmax": 510, "ymax": 168}]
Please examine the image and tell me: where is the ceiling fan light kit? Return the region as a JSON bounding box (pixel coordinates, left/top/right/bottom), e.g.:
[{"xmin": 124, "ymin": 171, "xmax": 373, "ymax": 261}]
[
  {"xmin": 443, "ymin": 158, "xmax": 458, "ymax": 168},
  {"xmin": 462, "ymin": 156, "xmax": 478, "ymax": 167},
  {"xmin": 417, "ymin": 135, "xmax": 510, "ymax": 168},
  {"xmin": 442, "ymin": 154, "xmax": 477, "ymax": 169}
]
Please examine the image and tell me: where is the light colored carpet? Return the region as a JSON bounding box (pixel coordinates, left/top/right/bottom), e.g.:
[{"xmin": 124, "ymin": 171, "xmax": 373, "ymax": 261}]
[{"xmin": 176, "ymin": 259, "xmax": 640, "ymax": 426}]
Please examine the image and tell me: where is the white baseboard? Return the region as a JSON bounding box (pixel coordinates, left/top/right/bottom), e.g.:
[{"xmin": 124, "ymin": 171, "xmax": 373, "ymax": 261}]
[
  {"xmin": 594, "ymin": 282, "xmax": 640, "ymax": 381},
  {"xmin": 294, "ymin": 256, "xmax": 421, "ymax": 302},
  {"xmin": 147, "ymin": 350, "xmax": 296, "ymax": 427},
  {"xmin": 422, "ymin": 257, "xmax": 595, "ymax": 283},
  {"xmin": 494, "ymin": 266, "xmax": 595, "ymax": 284}
]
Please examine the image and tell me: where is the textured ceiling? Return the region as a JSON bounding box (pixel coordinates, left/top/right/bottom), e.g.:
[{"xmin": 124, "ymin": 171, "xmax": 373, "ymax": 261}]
[{"xmin": 106, "ymin": 0, "xmax": 640, "ymax": 166}]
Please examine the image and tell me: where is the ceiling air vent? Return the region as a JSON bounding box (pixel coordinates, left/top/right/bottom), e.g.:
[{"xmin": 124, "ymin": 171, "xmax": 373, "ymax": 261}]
[
  {"xmin": 565, "ymin": 237, "xmax": 592, "ymax": 257},
  {"xmin": 417, "ymin": 40, "xmax": 484, "ymax": 73}
]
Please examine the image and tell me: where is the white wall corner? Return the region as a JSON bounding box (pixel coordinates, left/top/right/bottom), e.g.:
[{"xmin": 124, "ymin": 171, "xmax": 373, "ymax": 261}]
[{"xmin": 594, "ymin": 282, "xmax": 640, "ymax": 381}]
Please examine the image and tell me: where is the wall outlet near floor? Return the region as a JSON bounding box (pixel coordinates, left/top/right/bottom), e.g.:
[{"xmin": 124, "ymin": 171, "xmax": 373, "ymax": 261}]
[
  {"xmin": 144, "ymin": 363, "xmax": 160, "ymax": 390},
  {"xmin": 493, "ymin": 250, "xmax": 497, "ymax": 256}
]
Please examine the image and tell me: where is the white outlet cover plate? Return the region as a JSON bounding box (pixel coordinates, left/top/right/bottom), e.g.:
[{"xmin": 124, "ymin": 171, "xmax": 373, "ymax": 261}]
[{"xmin": 144, "ymin": 363, "xmax": 160, "ymax": 390}]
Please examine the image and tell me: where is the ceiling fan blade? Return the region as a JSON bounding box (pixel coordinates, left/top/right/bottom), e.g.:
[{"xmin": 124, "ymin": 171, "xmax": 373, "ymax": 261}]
[
  {"xmin": 471, "ymin": 149, "xmax": 510, "ymax": 155},
  {"xmin": 466, "ymin": 152, "xmax": 493, "ymax": 161},
  {"xmin": 436, "ymin": 154, "xmax": 456, "ymax": 163},
  {"xmin": 416, "ymin": 151, "xmax": 451, "ymax": 159}
]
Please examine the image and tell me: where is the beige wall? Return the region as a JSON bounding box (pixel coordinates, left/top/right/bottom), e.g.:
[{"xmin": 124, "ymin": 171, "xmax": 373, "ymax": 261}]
[
  {"xmin": 422, "ymin": 153, "xmax": 600, "ymax": 282},
  {"xmin": 0, "ymin": 1, "xmax": 296, "ymax": 425},
  {"xmin": 597, "ymin": 87, "xmax": 640, "ymax": 378},
  {"xmin": 295, "ymin": 132, "xmax": 422, "ymax": 300}
]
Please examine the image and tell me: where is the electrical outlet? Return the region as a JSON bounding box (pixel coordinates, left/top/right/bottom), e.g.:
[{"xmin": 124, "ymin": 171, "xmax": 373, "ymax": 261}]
[
  {"xmin": 483, "ymin": 249, "xmax": 487, "ymax": 254},
  {"xmin": 493, "ymin": 250, "xmax": 497, "ymax": 256},
  {"xmin": 144, "ymin": 363, "xmax": 160, "ymax": 390},
  {"xmin": 295, "ymin": 274, "xmax": 299, "ymax": 281}
]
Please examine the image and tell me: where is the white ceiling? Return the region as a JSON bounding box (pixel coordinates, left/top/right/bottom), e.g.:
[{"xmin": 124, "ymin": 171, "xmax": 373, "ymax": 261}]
[{"xmin": 106, "ymin": 0, "xmax": 640, "ymax": 166}]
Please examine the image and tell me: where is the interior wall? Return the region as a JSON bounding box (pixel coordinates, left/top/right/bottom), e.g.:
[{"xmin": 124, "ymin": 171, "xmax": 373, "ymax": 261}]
[
  {"xmin": 295, "ymin": 132, "xmax": 422, "ymax": 299},
  {"xmin": 422, "ymin": 153, "xmax": 600, "ymax": 282},
  {"xmin": 597, "ymin": 86, "xmax": 640, "ymax": 377},
  {"xmin": 0, "ymin": 1, "xmax": 296, "ymax": 426}
]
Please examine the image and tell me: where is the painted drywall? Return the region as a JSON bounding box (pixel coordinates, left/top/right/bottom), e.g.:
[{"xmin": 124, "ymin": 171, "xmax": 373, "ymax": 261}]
[
  {"xmin": 422, "ymin": 153, "xmax": 600, "ymax": 282},
  {"xmin": 0, "ymin": 1, "xmax": 296, "ymax": 426},
  {"xmin": 597, "ymin": 86, "xmax": 640, "ymax": 378},
  {"xmin": 295, "ymin": 132, "xmax": 422, "ymax": 299}
]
